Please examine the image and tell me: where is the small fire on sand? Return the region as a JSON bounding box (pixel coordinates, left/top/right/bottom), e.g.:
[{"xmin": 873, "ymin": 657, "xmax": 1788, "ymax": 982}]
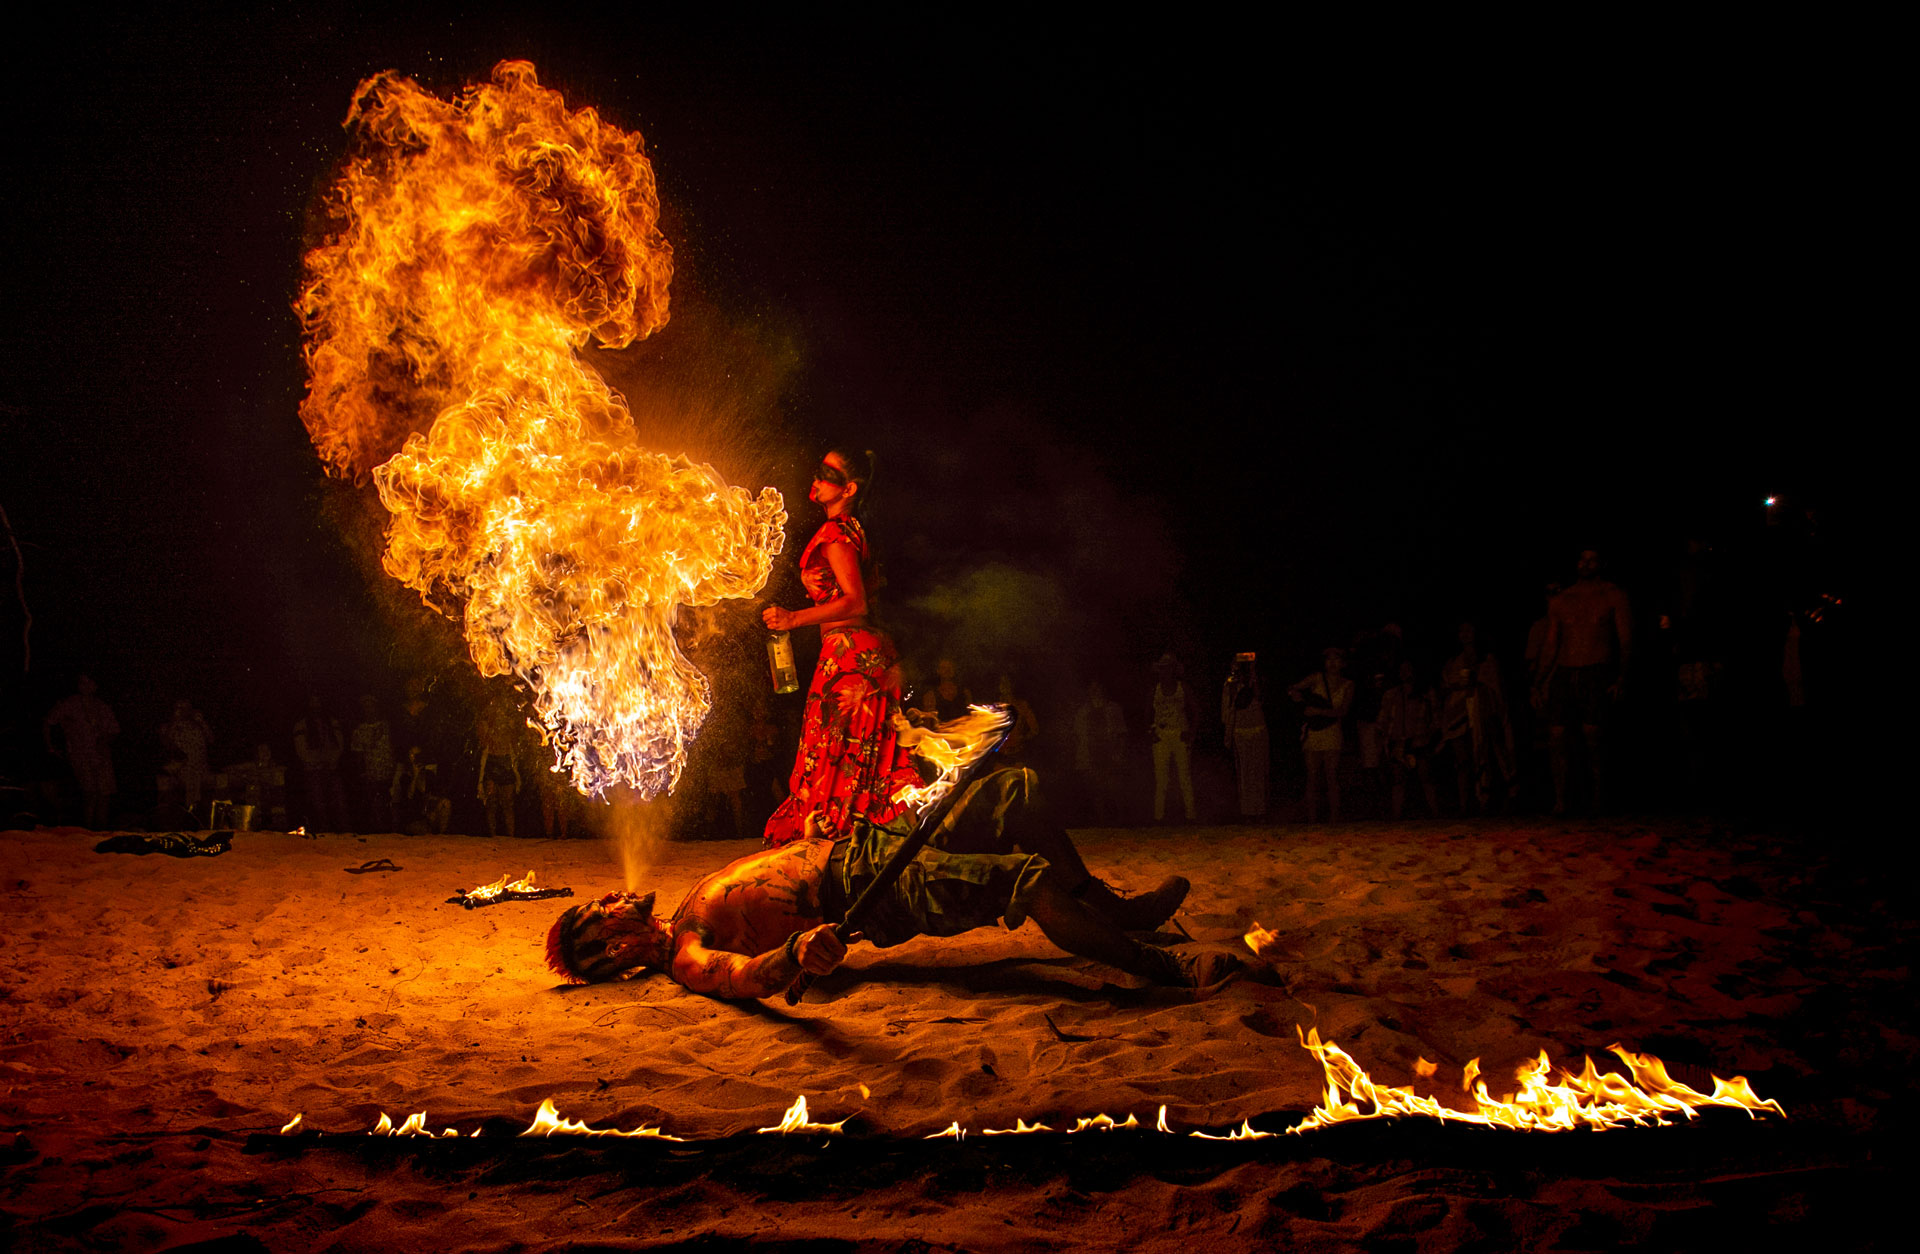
[
  {"xmin": 298, "ymin": 61, "xmax": 785, "ymax": 799},
  {"xmin": 1245, "ymin": 922, "xmax": 1788, "ymax": 1133}
]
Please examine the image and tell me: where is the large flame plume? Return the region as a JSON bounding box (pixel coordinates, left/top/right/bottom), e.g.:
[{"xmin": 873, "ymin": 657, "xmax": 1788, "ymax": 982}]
[{"xmin": 297, "ymin": 61, "xmax": 785, "ymax": 796}]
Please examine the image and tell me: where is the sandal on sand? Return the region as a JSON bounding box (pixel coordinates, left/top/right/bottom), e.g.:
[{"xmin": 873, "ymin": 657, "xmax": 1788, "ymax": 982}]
[{"xmin": 345, "ymin": 858, "xmax": 402, "ymax": 874}]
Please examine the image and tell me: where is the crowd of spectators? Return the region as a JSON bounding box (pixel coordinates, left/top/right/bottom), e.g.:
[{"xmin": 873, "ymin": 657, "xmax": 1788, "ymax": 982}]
[
  {"xmin": 6, "ymin": 670, "xmax": 581, "ymax": 839},
  {"xmin": 2, "ymin": 502, "xmax": 1844, "ymax": 838}
]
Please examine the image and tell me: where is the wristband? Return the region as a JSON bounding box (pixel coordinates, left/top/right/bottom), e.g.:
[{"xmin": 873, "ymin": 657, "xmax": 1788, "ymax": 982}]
[{"xmin": 783, "ymin": 931, "xmax": 801, "ymax": 967}]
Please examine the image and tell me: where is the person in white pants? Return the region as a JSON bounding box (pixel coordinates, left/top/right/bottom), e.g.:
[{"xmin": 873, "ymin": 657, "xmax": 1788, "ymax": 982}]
[{"xmin": 1149, "ymin": 653, "xmax": 1199, "ymax": 822}]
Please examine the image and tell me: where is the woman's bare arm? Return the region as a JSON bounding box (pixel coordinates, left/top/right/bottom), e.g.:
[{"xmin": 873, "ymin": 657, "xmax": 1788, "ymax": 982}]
[{"xmin": 762, "ymin": 542, "xmax": 867, "ymax": 631}]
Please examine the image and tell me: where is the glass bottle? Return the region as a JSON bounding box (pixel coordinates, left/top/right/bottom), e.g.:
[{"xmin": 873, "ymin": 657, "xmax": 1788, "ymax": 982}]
[{"xmin": 767, "ymin": 630, "xmax": 799, "ymax": 694}]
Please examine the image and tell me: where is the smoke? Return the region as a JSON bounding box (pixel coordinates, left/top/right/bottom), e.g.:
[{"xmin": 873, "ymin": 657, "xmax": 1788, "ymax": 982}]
[
  {"xmin": 605, "ymin": 792, "xmax": 675, "ymax": 894},
  {"xmin": 883, "ymin": 404, "xmax": 1184, "ymax": 708}
]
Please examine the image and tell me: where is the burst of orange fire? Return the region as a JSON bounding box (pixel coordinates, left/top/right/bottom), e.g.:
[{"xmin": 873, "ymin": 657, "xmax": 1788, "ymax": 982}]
[
  {"xmin": 298, "ymin": 61, "xmax": 785, "ymax": 798},
  {"xmin": 1290, "ymin": 1025, "xmax": 1786, "ymax": 1134}
]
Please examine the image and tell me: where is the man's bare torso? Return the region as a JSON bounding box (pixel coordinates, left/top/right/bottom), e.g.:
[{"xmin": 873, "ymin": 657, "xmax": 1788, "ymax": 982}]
[
  {"xmin": 1548, "ymin": 579, "xmax": 1630, "ymax": 669},
  {"xmin": 670, "ymin": 837, "xmax": 833, "ymax": 961}
]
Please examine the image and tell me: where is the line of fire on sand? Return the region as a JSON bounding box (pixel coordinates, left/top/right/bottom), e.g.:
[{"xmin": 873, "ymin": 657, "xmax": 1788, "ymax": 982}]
[{"xmin": 275, "ymin": 1012, "xmax": 1785, "ymax": 1143}]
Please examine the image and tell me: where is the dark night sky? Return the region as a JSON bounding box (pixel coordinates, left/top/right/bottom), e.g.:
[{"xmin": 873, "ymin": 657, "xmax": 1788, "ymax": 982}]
[{"xmin": 0, "ymin": 8, "xmax": 1869, "ymax": 781}]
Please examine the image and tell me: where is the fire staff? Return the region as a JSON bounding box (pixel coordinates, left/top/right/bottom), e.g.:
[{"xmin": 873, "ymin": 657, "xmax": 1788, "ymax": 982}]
[{"xmin": 545, "ymin": 767, "xmax": 1245, "ymax": 997}]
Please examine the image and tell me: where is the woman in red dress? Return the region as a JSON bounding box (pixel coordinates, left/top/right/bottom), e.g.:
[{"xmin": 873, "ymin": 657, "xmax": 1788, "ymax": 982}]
[{"xmin": 759, "ymin": 449, "xmax": 924, "ymax": 847}]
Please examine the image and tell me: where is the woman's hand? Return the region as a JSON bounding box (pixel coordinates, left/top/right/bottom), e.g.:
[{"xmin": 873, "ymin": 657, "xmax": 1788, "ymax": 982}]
[{"xmin": 762, "ymin": 605, "xmax": 796, "ymax": 631}]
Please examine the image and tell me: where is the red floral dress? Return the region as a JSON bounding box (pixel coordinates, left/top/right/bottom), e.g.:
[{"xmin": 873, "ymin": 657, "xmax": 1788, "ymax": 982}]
[{"xmin": 761, "ymin": 516, "xmax": 924, "ymax": 847}]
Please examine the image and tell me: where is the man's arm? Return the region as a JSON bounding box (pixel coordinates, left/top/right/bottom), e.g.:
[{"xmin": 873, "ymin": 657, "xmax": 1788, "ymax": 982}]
[{"xmin": 669, "ymin": 923, "xmax": 848, "ymax": 1000}]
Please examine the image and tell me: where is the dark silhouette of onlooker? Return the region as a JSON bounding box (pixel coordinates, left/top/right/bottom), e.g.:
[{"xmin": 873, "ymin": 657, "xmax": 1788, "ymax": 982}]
[
  {"xmin": 1290, "ymin": 647, "xmax": 1353, "ymax": 824},
  {"xmin": 293, "ymin": 696, "xmax": 349, "ymax": 832},
  {"xmin": 1525, "ymin": 582, "xmax": 1564, "ymax": 695},
  {"xmin": 1439, "ymin": 622, "xmax": 1518, "ymax": 814},
  {"xmin": 1380, "ymin": 661, "xmax": 1440, "ymax": 818},
  {"xmin": 1532, "ymin": 549, "xmax": 1632, "ymax": 814},
  {"xmin": 1071, "ymin": 680, "xmax": 1127, "ymax": 825},
  {"xmin": 995, "ymin": 673, "xmax": 1041, "ymax": 761},
  {"xmin": 1220, "ymin": 653, "xmax": 1268, "ymax": 819},
  {"xmin": 922, "ymin": 657, "xmax": 973, "ymax": 724},
  {"xmin": 159, "ymin": 698, "xmax": 214, "ymax": 818},
  {"xmin": 744, "ymin": 699, "xmax": 785, "ymax": 822},
  {"xmin": 44, "ymin": 674, "xmax": 119, "ymax": 829},
  {"xmin": 394, "ymin": 743, "xmax": 452, "ymax": 835},
  {"xmin": 220, "ymin": 743, "xmax": 287, "ymax": 831},
  {"xmin": 537, "ymin": 761, "xmax": 574, "ymax": 838},
  {"xmin": 1664, "ymin": 535, "xmax": 1729, "ymax": 811},
  {"xmin": 1350, "ymin": 625, "xmax": 1401, "ymax": 810},
  {"xmin": 1520, "ymin": 580, "xmax": 1564, "ymax": 809},
  {"xmin": 350, "ymin": 695, "xmax": 395, "ymax": 833},
  {"xmin": 699, "ymin": 704, "xmax": 750, "ymax": 839},
  {"xmin": 1148, "ymin": 653, "xmax": 1200, "ymax": 822},
  {"xmin": 475, "ymin": 703, "xmax": 523, "ymax": 838}
]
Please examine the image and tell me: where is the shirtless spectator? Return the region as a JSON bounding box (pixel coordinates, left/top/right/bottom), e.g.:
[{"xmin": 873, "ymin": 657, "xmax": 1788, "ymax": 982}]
[
  {"xmin": 545, "ymin": 767, "xmax": 1240, "ymax": 997},
  {"xmin": 1533, "ymin": 549, "xmax": 1632, "ymax": 814}
]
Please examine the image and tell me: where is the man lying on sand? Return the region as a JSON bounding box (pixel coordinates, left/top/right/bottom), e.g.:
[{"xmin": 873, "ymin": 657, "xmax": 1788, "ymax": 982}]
[{"xmin": 546, "ymin": 767, "xmax": 1246, "ymax": 998}]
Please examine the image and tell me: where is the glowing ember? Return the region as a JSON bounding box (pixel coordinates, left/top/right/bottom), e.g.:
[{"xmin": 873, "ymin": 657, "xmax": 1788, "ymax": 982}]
[
  {"xmin": 1243, "ymin": 921, "xmax": 1280, "ymax": 958},
  {"xmin": 1068, "ymin": 1113, "xmax": 1140, "ymax": 1133},
  {"xmin": 298, "ymin": 60, "xmax": 786, "ymax": 798},
  {"xmin": 925, "ymin": 1121, "xmax": 965, "ymax": 1140},
  {"xmin": 755, "ymin": 1096, "xmax": 848, "ymax": 1135},
  {"xmin": 982, "ymin": 1118, "xmax": 1053, "ymax": 1135},
  {"xmin": 279, "ymin": 1114, "xmax": 302, "ymax": 1135},
  {"xmin": 518, "ymin": 1097, "xmax": 683, "ymax": 1139},
  {"xmin": 1290, "ymin": 1026, "xmax": 1786, "ymax": 1134}
]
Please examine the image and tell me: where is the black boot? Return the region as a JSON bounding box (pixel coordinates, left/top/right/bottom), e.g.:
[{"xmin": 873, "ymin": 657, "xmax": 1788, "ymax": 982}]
[
  {"xmin": 1071, "ymin": 875, "xmax": 1190, "ymax": 932},
  {"xmin": 1130, "ymin": 943, "xmax": 1247, "ymax": 988}
]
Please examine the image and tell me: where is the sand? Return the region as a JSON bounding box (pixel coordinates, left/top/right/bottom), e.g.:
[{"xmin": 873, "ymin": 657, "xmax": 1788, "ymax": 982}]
[{"xmin": 1, "ymin": 817, "xmax": 1908, "ymax": 1250}]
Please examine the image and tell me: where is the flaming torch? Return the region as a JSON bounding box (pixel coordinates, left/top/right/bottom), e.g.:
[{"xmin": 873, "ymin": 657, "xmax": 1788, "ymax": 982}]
[{"xmin": 297, "ymin": 61, "xmax": 785, "ymax": 797}]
